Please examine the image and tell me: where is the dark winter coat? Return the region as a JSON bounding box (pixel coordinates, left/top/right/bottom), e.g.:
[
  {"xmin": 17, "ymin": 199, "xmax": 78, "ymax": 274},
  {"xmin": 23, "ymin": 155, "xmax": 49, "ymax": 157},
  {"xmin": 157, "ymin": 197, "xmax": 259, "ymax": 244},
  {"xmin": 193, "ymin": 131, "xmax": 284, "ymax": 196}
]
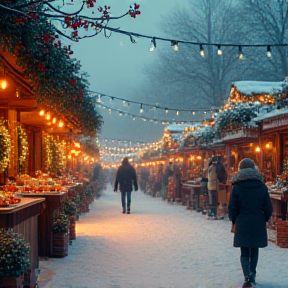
[
  {"xmin": 228, "ymin": 168, "xmax": 273, "ymax": 248},
  {"xmin": 114, "ymin": 163, "xmax": 138, "ymax": 192}
]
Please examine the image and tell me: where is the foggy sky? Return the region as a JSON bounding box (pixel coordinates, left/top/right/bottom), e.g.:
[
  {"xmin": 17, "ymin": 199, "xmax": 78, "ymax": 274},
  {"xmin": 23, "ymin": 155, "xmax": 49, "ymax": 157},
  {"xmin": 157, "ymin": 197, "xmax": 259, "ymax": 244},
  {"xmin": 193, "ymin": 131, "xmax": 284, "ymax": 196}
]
[{"xmin": 69, "ymin": 0, "xmax": 189, "ymax": 143}]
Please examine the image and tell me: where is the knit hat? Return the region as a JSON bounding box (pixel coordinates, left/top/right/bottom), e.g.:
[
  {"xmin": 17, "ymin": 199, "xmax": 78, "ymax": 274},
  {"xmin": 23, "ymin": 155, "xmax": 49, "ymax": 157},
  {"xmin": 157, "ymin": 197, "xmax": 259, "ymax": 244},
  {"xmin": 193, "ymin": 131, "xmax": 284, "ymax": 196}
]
[{"xmin": 239, "ymin": 158, "xmax": 255, "ymax": 170}]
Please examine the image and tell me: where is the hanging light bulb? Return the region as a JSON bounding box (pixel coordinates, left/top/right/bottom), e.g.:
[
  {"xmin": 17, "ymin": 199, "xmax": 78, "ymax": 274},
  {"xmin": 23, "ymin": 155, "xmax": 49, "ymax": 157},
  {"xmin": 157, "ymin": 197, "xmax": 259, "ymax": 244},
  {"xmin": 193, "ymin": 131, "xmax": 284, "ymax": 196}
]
[
  {"xmin": 119, "ymin": 111, "xmax": 123, "ymax": 116},
  {"xmin": 165, "ymin": 108, "xmax": 169, "ymax": 114},
  {"xmin": 0, "ymin": 69, "xmax": 7, "ymax": 89},
  {"xmin": 52, "ymin": 117, "xmax": 57, "ymax": 124},
  {"xmin": 200, "ymin": 44, "xmax": 205, "ymax": 58},
  {"xmin": 176, "ymin": 110, "xmax": 179, "ymax": 116},
  {"xmin": 97, "ymin": 94, "xmax": 102, "ymax": 103},
  {"xmin": 58, "ymin": 121, "xmax": 64, "ymax": 128},
  {"xmin": 238, "ymin": 46, "xmax": 244, "ymax": 60},
  {"xmin": 192, "ymin": 111, "xmax": 196, "ymax": 115},
  {"xmin": 171, "ymin": 40, "xmax": 179, "ymax": 51},
  {"xmin": 149, "ymin": 37, "xmax": 156, "ymax": 52},
  {"xmin": 140, "ymin": 103, "xmax": 144, "ymax": 113},
  {"xmin": 217, "ymin": 45, "xmax": 223, "ymax": 56},
  {"xmin": 39, "ymin": 110, "xmax": 45, "ymax": 116},
  {"xmin": 108, "ymin": 109, "xmax": 111, "ymax": 114},
  {"xmin": 267, "ymin": 45, "xmax": 272, "ymax": 57}
]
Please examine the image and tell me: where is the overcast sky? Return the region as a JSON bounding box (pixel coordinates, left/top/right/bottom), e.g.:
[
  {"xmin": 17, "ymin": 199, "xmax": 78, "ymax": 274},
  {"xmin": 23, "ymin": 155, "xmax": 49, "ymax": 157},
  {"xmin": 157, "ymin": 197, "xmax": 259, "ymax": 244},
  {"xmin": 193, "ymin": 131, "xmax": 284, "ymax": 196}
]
[{"xmin": 65, "ymin": 0, "xmax": 189, "ymax": 143}]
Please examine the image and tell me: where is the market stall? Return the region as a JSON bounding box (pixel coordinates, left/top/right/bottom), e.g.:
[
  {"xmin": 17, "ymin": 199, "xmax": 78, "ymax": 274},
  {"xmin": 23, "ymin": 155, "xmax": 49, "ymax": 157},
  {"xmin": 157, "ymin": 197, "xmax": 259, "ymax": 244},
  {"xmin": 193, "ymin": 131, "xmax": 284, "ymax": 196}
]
[{"xmin": 0, "ymin": 196, "xmax": 44, "ymax": 287}]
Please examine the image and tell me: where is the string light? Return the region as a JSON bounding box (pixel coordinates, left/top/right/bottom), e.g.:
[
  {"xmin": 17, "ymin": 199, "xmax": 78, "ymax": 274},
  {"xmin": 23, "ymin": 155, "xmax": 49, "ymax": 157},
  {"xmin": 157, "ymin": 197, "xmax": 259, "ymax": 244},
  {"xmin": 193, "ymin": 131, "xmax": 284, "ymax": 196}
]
[
  {"xmin": 200, "ymin": 44, "xmax": 205, "ymax": 58},
  {"xmin": 176, "ymin": 110, "xmax": 179, "ymax": 116},
  {"xmin": 238, "ymin": 46, "xmax": 244, "ymax": 60},
  {"xmin": 217, "ymin": 45, "xmax": 223, "ymax": 56},
  {"xmin": 171, "ymin": 40, "xmax": 178, "ymax": 51},
  {"xmin": 140, "ymin": 103, "xmax": 144, "ymax": 113},
  {"xmin": 165, "ymin": 108, "xmax": 168, "ymax": 114},
  {"xmin": 267, "ymin": 45, "xmax": 272, "ymax": 57},
  {"xmin": 149, "ymin": 37, "xmax": 156, "ymax": 52}
]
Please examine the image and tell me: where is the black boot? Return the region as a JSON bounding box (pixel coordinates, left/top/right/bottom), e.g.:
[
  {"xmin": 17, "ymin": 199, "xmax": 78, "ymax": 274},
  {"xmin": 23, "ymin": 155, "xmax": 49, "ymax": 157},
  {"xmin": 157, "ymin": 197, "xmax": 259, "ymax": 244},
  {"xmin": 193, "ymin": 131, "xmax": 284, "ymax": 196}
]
[
  {"xmin": 242, "ymin": 277, "xmax": 252, "ymax": 288},
  {"xmin": 122, "ymin": 208, "xmax": 126, "ymax": 213},
  {"xmin": 249, "ymin": 273, "xmax": 256, "ymax": 284},
  {"xmin": 127, "ymin": 208, "xmax": 130, "ymax": 214}
]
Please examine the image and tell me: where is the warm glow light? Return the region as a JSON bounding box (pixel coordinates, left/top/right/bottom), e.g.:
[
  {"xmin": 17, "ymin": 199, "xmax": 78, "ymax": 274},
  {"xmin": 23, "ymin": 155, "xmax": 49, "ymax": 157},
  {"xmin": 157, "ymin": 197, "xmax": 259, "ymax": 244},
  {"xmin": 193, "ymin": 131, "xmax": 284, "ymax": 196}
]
[
  {"xmin": 1, "ymin": 80, "xmax": 7, "ymax": 89},
  {"xmin": 52, "ymin": 117, "xmax": 57, "ymax": 124},
  {"xmin": 58, "ymin": 121, "xmax": 64, "ymax": 128},
  {"xmin": 71, "ymin": 149, "xmax": 76, "ymax": 154},
  {"xmin": 255, "ymin": 146, "xmax": 261, "ymax": 152},
  {"xmin": 39, "ymin": 110, "xmax": 45, "ymax": 116},
  {"xmin": 46, "ymin": 113, "xmax": 51, "ymax": 120},
  {"xmin": 67, "ymin": 155, "xmax": 72, "ymax": 159}
]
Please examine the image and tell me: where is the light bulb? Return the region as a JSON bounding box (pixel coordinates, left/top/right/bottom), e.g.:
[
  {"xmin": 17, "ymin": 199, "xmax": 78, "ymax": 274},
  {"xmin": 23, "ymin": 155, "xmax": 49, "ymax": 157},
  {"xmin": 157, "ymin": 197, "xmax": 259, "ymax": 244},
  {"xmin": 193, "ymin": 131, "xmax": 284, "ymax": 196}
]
[
  {"xmin": 1, "ymin": 79, "xmax": 7, "ymax": 89},
  {"xmin": 217, "ymin": 45, "xmax": 222, "ymax": 56},
  {"xmin": 267, "ymin": 46, "xmax": 271, "ymax": 57},
  {"xmin": 200, "ymin": 44, "xmax": 205, "ymax": 58},
  {"xmin": 171, "ymin": 41, "xmax": 178, "ymax": 51},
  {"xmin": 165, "ymin": 108, "xmax": 168, "ymax": 114}
]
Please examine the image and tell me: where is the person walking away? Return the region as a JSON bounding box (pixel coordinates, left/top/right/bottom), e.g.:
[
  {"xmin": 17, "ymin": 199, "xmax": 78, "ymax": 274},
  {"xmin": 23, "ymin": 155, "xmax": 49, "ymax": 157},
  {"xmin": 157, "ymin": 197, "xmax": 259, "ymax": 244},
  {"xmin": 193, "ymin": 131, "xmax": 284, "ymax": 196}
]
[
  {"xmin": 228, "ymin": 158, "xmax": 272, "ymax": 288},
  {"xmin": 114, "ymin": 157, "xmax": 138, "ymax": 214}
]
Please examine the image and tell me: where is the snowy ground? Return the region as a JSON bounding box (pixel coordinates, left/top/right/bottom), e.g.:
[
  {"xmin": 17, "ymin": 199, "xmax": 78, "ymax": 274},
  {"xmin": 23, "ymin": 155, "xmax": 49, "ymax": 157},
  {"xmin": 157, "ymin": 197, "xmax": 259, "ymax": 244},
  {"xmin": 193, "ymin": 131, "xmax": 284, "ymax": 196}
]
[{"xmin": 38, "ymin": 188, "xmax": 288, "ymax": 288}]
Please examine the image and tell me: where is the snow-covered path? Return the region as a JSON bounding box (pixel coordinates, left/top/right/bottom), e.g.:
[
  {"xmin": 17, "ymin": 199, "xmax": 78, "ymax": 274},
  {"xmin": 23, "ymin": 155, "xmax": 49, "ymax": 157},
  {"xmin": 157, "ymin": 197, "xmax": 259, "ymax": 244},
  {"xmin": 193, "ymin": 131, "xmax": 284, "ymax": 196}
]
[{"xmin": 38, "ymin": 189, "xmax": 288, "ymax": 288}]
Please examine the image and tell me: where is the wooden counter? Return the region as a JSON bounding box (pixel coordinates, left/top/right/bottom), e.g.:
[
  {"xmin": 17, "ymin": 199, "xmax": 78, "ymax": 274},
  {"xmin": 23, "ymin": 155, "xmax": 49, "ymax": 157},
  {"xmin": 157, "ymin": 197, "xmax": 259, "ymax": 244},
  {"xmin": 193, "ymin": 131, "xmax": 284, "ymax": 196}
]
[
  {"xmin": 18, "ymin": 192, "xmax": 68, "ymax": 257},
  {"xmin": 0, "ymin": 197, "xmax": 45, "ymax": 288},
  {"xmin": 182, "ymin": 183, "xmax": 202, "ymax": 211}
]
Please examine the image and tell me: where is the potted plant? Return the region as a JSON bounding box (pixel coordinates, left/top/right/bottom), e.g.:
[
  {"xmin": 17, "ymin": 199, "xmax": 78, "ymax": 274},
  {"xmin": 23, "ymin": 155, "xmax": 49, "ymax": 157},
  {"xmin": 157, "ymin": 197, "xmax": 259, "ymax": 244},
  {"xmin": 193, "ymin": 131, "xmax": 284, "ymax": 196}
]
[
  {"xmin": 63, "ymin": 200, "xmax": 77, "ymax": 240},
  {"xmin": 0, "ymin": 228, "xmax": 30, "ymax": 288},
  {"xmin": 52, "ymin": 212, "xmax": 70, "ymax": 258}
]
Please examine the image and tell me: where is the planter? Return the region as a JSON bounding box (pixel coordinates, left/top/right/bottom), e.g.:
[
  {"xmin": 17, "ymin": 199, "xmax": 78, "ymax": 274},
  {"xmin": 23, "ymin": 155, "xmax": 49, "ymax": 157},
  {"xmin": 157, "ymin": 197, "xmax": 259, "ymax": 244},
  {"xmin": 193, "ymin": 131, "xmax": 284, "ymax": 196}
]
[
  {"xmin": 51, "ymin": 232, "xmax": 69, "ymax": 258},
  {"xmin": 0, "ymin": 276, "xmax": 24, "ymax": 288},
  {"xmin": 69, "ymin": 216, "xmax": 76, "ymax": 240}
]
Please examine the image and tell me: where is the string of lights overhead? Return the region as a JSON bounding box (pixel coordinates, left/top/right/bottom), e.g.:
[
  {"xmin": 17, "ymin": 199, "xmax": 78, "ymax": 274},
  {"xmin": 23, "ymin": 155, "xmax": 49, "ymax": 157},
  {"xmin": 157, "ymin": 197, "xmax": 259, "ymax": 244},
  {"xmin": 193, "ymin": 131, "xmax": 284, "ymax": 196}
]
[
  {"xmin": 102, "ymin": 26, "xmax": 288, "ymax": 58},
  {"xmin": 96, "ymin": 102, "xmax": 205, "ymax": 124},
  {"xmin": 89, "ymin": 91, "xmax": 211, "ymax": 114}
]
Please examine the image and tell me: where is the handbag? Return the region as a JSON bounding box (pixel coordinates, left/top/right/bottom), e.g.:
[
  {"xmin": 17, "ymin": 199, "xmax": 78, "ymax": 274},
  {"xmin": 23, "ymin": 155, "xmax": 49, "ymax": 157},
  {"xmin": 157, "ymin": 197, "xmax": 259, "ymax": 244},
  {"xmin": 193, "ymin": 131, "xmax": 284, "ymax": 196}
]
[{"xmin": 230, "ymin": 223, "xmax": 235, "ymax": 233}]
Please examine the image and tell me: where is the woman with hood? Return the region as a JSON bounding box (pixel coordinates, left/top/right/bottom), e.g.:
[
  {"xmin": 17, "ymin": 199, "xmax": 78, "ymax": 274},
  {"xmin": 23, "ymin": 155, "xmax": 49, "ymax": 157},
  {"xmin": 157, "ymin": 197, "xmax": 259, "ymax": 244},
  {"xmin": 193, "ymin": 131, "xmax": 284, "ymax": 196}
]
[{"xmin": 228, "ymin": 158, "xmax": 273, "ymax": 288}]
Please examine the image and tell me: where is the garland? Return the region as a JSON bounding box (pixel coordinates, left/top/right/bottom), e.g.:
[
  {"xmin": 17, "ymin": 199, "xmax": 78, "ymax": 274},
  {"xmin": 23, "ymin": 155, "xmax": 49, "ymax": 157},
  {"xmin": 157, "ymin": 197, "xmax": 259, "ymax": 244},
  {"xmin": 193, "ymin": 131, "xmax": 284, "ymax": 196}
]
[
  {"xmin": 44, "ymin": 135, "xmax": 66, "ymax": 175},
  {"xmin": 17, "ymin": 123, "xmax": 29, "ymax": 174},
  {"xmin": 0, "ymin": 119, "xmax": 12, "ymax": 172}
]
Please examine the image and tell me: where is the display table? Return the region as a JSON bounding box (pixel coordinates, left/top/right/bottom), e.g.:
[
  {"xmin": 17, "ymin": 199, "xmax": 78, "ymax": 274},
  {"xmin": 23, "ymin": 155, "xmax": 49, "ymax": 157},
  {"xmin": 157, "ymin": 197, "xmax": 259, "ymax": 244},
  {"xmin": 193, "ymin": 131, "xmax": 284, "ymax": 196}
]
[
  {"xmin": 268, "ymin": 190, "xmax": 287, "ymax": 229},
  {"xmin": 18, "ymin": 192, "xmax": 68, "ymax": 257},
  {"xmin": 0, "ymin": 197, "xmax": 45, "ymax": 288},
  {"xmin": 182, "ymin": 183, "xmax": 201, "ymax": 211}
]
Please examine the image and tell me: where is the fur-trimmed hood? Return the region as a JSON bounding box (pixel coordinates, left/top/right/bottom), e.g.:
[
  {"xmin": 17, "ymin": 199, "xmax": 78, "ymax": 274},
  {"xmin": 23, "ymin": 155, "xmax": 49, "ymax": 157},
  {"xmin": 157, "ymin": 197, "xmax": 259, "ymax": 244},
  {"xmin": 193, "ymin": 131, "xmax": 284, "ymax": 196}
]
[{"xmin": 232, "ymin": 168, "xmax": 264, "ymax": 184}]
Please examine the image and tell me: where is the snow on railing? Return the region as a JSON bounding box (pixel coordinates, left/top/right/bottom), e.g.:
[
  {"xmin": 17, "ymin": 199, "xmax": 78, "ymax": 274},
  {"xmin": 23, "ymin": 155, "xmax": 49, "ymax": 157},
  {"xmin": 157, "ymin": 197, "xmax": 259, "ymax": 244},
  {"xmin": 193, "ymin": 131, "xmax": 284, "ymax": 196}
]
[{"xmin": 218, "ymin": 127, "xmax": 258, "ymax": 141}]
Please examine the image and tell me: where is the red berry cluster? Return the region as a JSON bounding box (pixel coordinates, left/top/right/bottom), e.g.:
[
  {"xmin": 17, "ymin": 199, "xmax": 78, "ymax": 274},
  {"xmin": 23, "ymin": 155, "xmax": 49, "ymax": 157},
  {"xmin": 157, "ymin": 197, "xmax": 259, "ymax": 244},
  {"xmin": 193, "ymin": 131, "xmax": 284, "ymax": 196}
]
[{"xmin": 129, "ymin": 3, "xmax": 141, "ymax": 18}]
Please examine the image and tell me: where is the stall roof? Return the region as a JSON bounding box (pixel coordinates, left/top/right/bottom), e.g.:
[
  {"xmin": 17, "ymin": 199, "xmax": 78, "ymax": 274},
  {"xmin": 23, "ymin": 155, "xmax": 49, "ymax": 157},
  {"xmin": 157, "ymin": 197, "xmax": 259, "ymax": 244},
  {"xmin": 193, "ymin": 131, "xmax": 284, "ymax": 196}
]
[
  {"xmin": 253, "ymin": 107, "xmax": 288, "ymax": 121},
  {"xmin": 166, "ymin": 123, "xmax": 201, "ymax": 133},
  {"xmin": 232, "ymin": 81, "xmax": 283, "ymax": 95}
]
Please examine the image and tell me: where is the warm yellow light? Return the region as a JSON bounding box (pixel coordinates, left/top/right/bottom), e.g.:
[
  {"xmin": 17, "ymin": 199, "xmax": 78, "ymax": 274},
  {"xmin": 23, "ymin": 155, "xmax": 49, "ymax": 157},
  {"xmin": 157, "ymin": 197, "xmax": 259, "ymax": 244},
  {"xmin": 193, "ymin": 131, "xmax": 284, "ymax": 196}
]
[
  {"xmin": 71, "ymin": 149, "xmax": 76, "ymax": 154},
  {"xmin": 39, "ymin": 110, "xmax": 45, "ymax": 116},
  {"xmin": 46, "ymin": 113, "xmax": 51, "ymax": 120},
  {"xmin": 67, "ymin": 155, "xmax": 72, "ymax": 159},
  {"xmin": 197, "ymin": 156, "xmax": 202, "ymax": 160},
  {"xmin": 84, "ymin": 156, "xmax": 89, "ymax": 161},
  {"xmin": 1, "ymin": 80, "xmax": 7, "ymax": 89},
  {"xmin": 255, "ymin": 146, "xmax": 261, "ymax": 152},
  {"xmin": 52, "ymin": 117, "xmax": 57, "ymax": 124},
  {"xmin": 58, "ymin": 121, "xmax": 64, "ymax": 128},
  {"xmin": 74, "ymin": 142, "xmax": 81, "ymax": 148}
]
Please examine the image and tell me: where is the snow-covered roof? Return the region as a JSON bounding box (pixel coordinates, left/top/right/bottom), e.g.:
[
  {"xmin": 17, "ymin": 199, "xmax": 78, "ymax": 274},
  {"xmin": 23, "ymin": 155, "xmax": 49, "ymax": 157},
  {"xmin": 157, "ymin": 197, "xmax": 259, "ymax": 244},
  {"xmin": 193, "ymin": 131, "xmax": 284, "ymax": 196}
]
[
  {"xmin": 253, "ymin": 107, "xmax": 288, "ymax": 121},
  {"xmin": 165, "ymin": 123, "xmax": 200, "ymax": 133},
  {"xmin": 232, "ymin": 81, "xmax": 283, "ymax": 95}
]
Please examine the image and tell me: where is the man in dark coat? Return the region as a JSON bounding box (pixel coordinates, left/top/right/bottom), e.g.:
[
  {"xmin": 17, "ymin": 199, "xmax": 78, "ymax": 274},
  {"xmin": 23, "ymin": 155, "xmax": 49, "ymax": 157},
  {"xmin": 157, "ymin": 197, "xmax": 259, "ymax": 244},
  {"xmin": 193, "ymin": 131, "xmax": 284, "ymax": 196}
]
[
  {"xmin": 229, "ymin": 158, "xmax": 273, "ymax": 288},
  {"xmin": 114, "ymin": 157, "xmax": 138, "ymax": 214}
]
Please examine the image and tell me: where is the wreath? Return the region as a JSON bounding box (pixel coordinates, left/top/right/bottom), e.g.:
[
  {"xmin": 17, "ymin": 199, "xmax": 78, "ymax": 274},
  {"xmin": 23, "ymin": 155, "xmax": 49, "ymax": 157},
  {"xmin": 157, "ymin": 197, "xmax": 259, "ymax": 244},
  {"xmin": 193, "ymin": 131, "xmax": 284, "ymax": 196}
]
[{"xmin": 0, "ymin": 119, "xmax": 11, "ymax": 172}]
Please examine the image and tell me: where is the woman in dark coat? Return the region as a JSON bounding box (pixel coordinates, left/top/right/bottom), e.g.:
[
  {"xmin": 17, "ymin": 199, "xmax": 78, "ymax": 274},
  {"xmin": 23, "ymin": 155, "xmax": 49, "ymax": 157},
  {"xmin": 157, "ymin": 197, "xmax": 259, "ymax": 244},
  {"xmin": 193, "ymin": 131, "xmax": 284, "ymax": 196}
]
[{"xmin": 228, "ymin": 158, "xmax": 273, "ymax": 287}]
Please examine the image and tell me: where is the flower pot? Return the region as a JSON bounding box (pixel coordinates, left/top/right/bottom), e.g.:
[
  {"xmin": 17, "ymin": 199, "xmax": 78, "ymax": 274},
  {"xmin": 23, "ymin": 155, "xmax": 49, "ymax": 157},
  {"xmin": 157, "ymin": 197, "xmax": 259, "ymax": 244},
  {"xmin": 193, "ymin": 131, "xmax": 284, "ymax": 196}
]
[
  {"xmin": 51, "ymin": 232, "xmax": 69, "ymax": 258},
  {"xmin": 0, "ymin": 276, "xmax": 24, "ymax": 288}
]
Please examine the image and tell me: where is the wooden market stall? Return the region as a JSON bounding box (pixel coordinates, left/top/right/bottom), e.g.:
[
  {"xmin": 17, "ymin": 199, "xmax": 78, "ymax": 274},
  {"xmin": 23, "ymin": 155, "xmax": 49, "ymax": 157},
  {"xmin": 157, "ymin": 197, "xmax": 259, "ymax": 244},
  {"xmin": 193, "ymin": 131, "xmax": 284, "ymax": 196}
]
[{"xmin": 0, "ymin": 197, "xmax": 45, "ymax": 287}]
